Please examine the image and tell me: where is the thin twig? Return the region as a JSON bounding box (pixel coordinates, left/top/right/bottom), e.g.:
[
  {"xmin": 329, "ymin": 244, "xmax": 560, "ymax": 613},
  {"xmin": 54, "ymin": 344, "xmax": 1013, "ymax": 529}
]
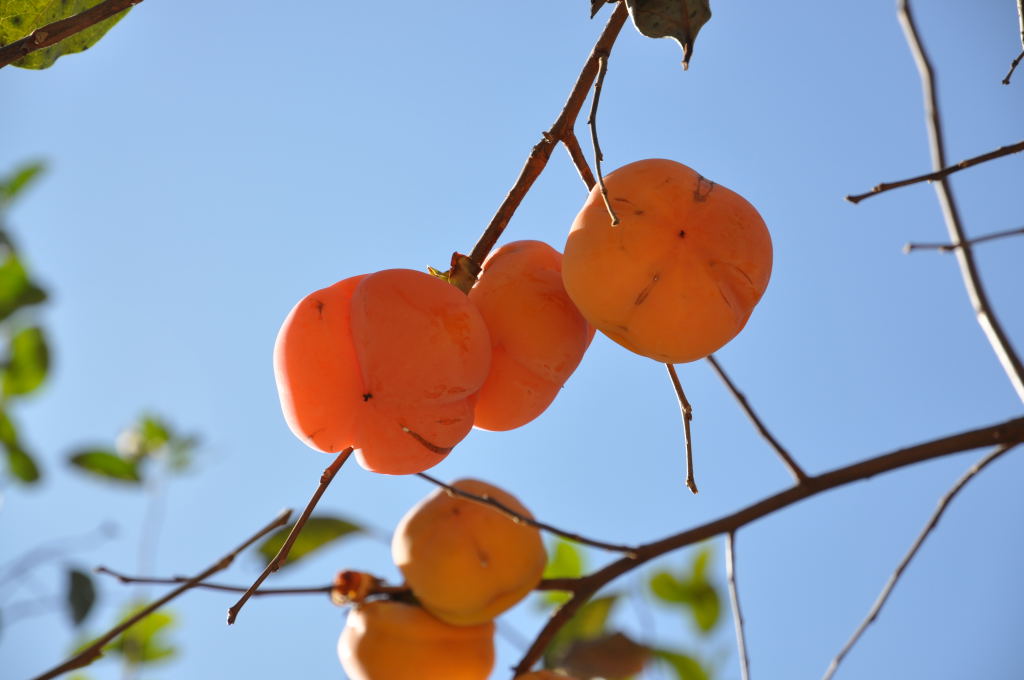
[
  {"xmin": 665, "ymin": 363, "xmax": 698, "ymax": 494},
  {"xmin": 898, "ymin": 0, "xmax": 1024, "ymax": 406},
  {"xmin": 821, "ymin": 443, "xmax": 1016, "ymax": 680},
  {"xmin": 1005, "ymin": 0, "xmax": 1024, "ymax": 84},
  {"xmin": 0, "ymin": 0, "xmax": 142, "ymax": 69},
  {"xmin": 904, "ymin": 225, "xmax": 1024, "ymax": 253},
  {"xmin": 845, "ymin": 140, "xmax": 1024, "ymax": 204},
  {"xmin": 706, "ymin": 355, "xmax": 809, "ymax": 484},
  {"xmin": 95, "ymin": 566, "xmax": 333, "ymax": 596},
  {"xmin": 512, "ymin": 415, "xmax": 1024, "ymax": 675},
  {"xmin": 1006, "ymin": 52, "xmax": 1024, "ymax": 84},
  {"xmin": 588, "ymin": 52, "xmax": 620, "ymax": 225},
  {"xmin": 28, "ymin": 510, "xmax": 291, "ymax": 680},
  {"xmin": 726, "ymin": 532, "xmax": 751, "ymax": 680},
  {"xmin": 562, "ymin": 129, "xmax": 598, "ymax": 190},
  {"xmin": 227, "ymin": 447, "xmax": 352, "ymax": 624},
  {"xmin": 448, "ymin": 3, "xmax": 629, "ymax": 293},
  {"xmin": 417, "ymin": 473, "xmax": 638, "ymax": 556}
]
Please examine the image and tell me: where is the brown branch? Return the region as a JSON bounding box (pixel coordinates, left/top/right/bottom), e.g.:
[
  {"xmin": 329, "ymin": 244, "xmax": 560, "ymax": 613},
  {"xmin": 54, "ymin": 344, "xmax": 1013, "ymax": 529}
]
[
  {"xmin": 897, "ymin": 0, "xmax": 1024, "ymax": 406},
  {"xmin": 227, "ymin": 447, "xmax": 352, "ymax": 624},
  {"xmin": 726, "ymin": 531, "xmax": 751, "ymax": 680},
  {"xmin": 28, "ymin": 509, "xmax": 291, "ymax": 680},
  {"xmin": 417, "ymin": 472, "xmax": 638, "ymax": 556},
  {"xmin": 845, "ymin": 140, "xmax": 1024, "ymax": 204},
  {"xmin": 448, "ymin": 3, "xmax": 629, "ymax": 293},
  {"xmin": 1005, "ymin": 0, "xmax": 1024, "ymax": 84},
  {"xmin": 0, "ymin": 0, "xmax": 142, "ymax": 69},
  {"xmin": 588, "ymin": 52, "xmax": 620, "ymax": 225},
  {"xmin": 706, "ymin": 354, "xmax": 809, "ymax": 484},
  {"xmin": 821, "ymin": 443, "xmax": 1016, "ymax": 680},
  {"xmin": 512, "ymin": 415, "xmax": 1024, "ymax": 675},
  {"xmin": 903, "ymin": 225, "xmax": 1024, "ymax": 253},
  {"xmin": 666, "ymin": 363, "xmax": 698, "ymax": 494},
  {"xmin": 1005, "ymin": 51, "xmax": 1024, "ymax": 84},
  {"xmin": 562, "ymin": 129, "xmax": 597, "ymax": 190},
  {"xmin": 95, "ymin": 566, "xmax": 333, "ymax": 597}
]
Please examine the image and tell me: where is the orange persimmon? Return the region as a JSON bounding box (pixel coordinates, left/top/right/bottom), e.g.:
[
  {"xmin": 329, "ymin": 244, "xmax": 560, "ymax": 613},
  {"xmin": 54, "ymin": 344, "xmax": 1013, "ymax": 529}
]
[
  {"xmin": 273, "ymin": 268, "xmax": 491, "ymax": 474},
  {"xmin": 562, "ymin": 159, "xmax": 772, "ymax": 363},
  {"xmin": 469, "ymin": 240, "xmax": 594, "ymax": 431}
]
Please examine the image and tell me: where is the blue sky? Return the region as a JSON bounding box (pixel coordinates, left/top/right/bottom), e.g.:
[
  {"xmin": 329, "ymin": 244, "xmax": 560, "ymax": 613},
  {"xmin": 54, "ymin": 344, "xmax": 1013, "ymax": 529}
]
[{"xmin": 2, "ymin": 1, "xmax": 1023, "ymax": 679}]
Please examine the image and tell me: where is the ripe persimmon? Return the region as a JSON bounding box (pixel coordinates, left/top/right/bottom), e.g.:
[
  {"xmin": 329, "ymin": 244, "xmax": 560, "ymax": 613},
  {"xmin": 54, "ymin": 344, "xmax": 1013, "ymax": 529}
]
[
  {"xmin": 273, "ymin": 269, "xmax": 491, "ymax": 474},
  {"xmin": 562, "ymin": 159, "xmax": 772, "ymax": 363},
  {"xmin": 338, "ymin": 600, "xmax": 494, "ymax": 680},
  {"xmin": 392, "ymin": 478, "xmax": 546, "ymax": 626},
  {"xmin": 469, "ymin": 240, "xmax": 594, "ymax": 431}
]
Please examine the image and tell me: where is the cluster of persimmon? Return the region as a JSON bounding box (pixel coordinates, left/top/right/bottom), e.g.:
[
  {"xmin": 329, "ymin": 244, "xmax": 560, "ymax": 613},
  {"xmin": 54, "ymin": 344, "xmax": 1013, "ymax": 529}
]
[{"xmin": 336, "ymin": 479, "xmax": 558, "ymax": 680}]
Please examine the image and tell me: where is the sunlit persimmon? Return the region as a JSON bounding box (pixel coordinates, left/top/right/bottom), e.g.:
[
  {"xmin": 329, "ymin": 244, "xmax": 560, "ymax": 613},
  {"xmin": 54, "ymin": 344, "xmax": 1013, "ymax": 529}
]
[
  {"xmin": 562, "ymin": 159, "xmax": 772, "ymax": 363},
  {"xmin": 273, "ymin": 269, "xmax": 491, "ymax": 474},
  {"xmin": 392, "ymin": 478, "xmax": 546, "ymax": 626},
  {"xmin": 469, "ymin": 240, "xmax": 594, "ymax": 431},
  {"xmin": 338, "ymin": 600, "xmax": 494, "ymax": 680}
]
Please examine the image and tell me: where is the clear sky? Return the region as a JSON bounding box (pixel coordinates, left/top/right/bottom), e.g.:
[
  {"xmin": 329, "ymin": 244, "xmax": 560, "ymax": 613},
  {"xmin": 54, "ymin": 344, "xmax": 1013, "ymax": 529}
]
[{"xmin": 2, "ymin": 1, "xmax": 1023, "ymax": 679}]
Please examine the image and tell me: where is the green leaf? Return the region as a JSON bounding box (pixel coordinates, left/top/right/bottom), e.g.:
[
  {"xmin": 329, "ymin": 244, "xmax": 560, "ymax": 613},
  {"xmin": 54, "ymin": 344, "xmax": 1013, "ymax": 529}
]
[
  {"xmin": 0, "ymin": 409, "xmax": 40, "ymax": 483},
  {"xmin": 540, "ymin": 539, "xmax": 585, "ymax": 607},
  {"xmin": 138, "ymin": 416, "xmax": 170, "ymax": 452},
  {"xmin": 106, "ymin": 603, "xmax": 177, "ymax": 665},
  {"xmin": 0, "ymin": 161, "xmax": 45, "ymax": 206},
  {"xmin": 689, "ymin": 582, "xmax": 720, "ymax": 633},
  {"xmin": 3, "ymin": 325, "xmax": 49, "ymax": 396},
  {"xmin": 653, "ymin": 649, "xmax": 710, "ymax": 680},
  {"xmin": 0, "ymin": 252, "xmax": 47, "ymax": 322},
  {"xmin": 67, "ymin": 568, "xmax": 96, "ymax": 626},
  {"xmin": 256, "ymin": 516, "xmax": 362, "ymax": 567},
  {"xmin": 649, "ymin": 570, "xmax": 689, "ymax": 604},
  {"xmin": 0, "ymin": 0, "xmax": 133, "ymax": 70},
  {"xmin": 544, "ymin": 595, "xmax": 619, "ymax": 668},
  {"xmin": 69, "ymin": 449, "xmax": 141, "ymax": 483},
  {"xmin": 624, "ymin": 0, "xmax": 712, "ymax": 68}
]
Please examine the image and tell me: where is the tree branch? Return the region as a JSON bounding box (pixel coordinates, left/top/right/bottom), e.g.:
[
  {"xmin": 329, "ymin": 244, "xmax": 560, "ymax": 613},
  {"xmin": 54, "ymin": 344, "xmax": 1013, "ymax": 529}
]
[
  {"xmin": 821, "ymin": 443, "xmax": 1016, "ymax": 680},
  {"xmin": 0, "ymin": 0, "xmax": 142, "ymax": 69},
  {"xmin": 28, "ymin": 509, "xmax": 291, "ymax": 680},
  {"xmin": 896, "ymin": 0, "xmax": 1024, "ymax": 406},
  {"xmin": 95, "ymin": 566, "xmax": 333, "ymax": 597},
  {"xmin": 588, "ymin": 52, "xmax": 619, "ymax": 225},
  {"xmin": 511, "ymin": 415, "xmax": 1024, "ymax": 676},
  {"xmin": 666, "ymin": 363, "xmax": 698, "ymax": 494},
  {"xmin": 726, "ymin": 531, "xmax": 751, "ymax": 680},
  {"xmin": 1004, "ymin": 0, "xmax": 1024, "ymax": 84},
  {"xmin": 904, "ymin": 225, "xmax": 1024, "ymax": 253},
  {"xmin": 448, "ymin": 2, "xmax": 629, "ymax": 293},
  {"xmin": 845, "ymin": 140, "xmax": 1024, "ymax": 204},
  {"xmin": 561, "ymin": 129, "xmax": 597, "ymax": 190}
]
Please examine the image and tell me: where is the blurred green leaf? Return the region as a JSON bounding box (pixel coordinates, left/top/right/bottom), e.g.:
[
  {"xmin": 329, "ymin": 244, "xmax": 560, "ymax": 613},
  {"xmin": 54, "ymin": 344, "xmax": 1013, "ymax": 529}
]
[
  {"xmin": 69, "ymin": 449, "xmax": 141, "ymax": 483},
  {"xmin": 0, "ymin": 161, "xmax": 45, "ymax": 207},
  {"xmin": 257, "ymin": 516, "xmax": 362, "ymax": 567},
  {"xmin": 3, "ymin": 326, "xmax": 49, "ymax": 396},
  {"xmin": 540, "ymin": 539, "xmax": 585, "ymax": 607},
  {"xmin": 563, "ymin": 631, "xmax": 650, "ymax": 680},
  {"xmin": 692, "ymin": 545, "xmax": 711, "ymax": 580},
  {"xmin": 67, "ymin": 568, "xmax": 96, "ymax": 626},
  {"xmin": 0, "ymin": 253, "xmax": 47, "ymax": 322},
  {"xmin": 649, "ymin": 570, "xmax": 689, "ymax": 604},
  {"xmin": 138, "ymin": 416, "xmax": 170, "ymax": 451},
  {"xmin": 0, "ymin": 409, "xmax": 40, "ymax": 483},
  {"xmin": 650, "ymin": 547, "xmax": 722, "ymax": 633},
  {"xmin": 0, "ymin": 0, "xmax": 133, "ymax": 70},
  {"xmin": 653, "ymin": 649, "xmax": 710, "ymax": 680},
  {"xmin": 544, "ymin": 595, "xmax": 618, "ymax": 668},
  {"xmin": 689, "ymin": 582, "xmax": 720, "ymax": 633},
  {"xmin": 106, "ymin": 603, "xmax": 176, "ymax": 665}
]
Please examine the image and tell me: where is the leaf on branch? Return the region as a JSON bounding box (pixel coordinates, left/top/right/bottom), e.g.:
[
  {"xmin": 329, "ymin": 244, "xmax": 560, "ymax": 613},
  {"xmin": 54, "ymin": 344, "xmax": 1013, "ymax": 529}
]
[
  {"xmin": 624, "ymin": 0, "xmax": 712, "ymax": 69},
  {"xmin": 67, "ymin": 567, "xmax": 97, "ymax": 626},
  {"xmin": 0, "ymin": 251, "xmax": 47, "ymax": 323},
  {"xmin": 69, "ymin": 449, "xmax": 142, "ymax": 483},
  {"xmin": 540, "ymin": 539, "xmax": 586, "ymax": 607},
  {"xmin": 562, "ymin": 631, "xmax": 650, "ymax": 679},
  {"xmin": 104, "ymin": 602, "xmax": 177, "ymax": 664},
  {"xmin": 648, "ymin": 546, "xmax": 722, "ymax": 633},
  {"xmin": 256, "ymin": 515, "xmax": 363, "ymax": 567},
  {"xmin": 0, "ymin": 0, "xmax": 132, "ymax": 70},
  {"xmin": 0, "ymin": 409, "xmax": 40, "ymax": 483},
  {"xmin": 653, "ymin": 648, "xmax": 710, "ymax": 680},
  {"xmin": 0, "ymin": 160, "xmax": 46, "ymax": 207},
  {"xmin": 3, "ymin": 325, "xmax": 49, "ymax": 396}
]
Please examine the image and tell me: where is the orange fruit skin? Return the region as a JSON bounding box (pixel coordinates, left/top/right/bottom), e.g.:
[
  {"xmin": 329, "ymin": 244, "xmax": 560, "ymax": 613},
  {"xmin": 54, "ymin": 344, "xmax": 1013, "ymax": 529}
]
[
  {"xmin": 469, "ymin": 240, "xmax": 594, "ymax": 431},
  {"xmin": 392, "ymin": 478, "xmax": 546, "ymax": 626},
  {"xmin": 273, "ymin": 269, "xmax": 491, "ymax": 474},
  {"xmin": 338, "ymin": 600, "xmax": 494, "ymax": 680},
  {"xmin": 562, "ymin": 159, "xmax": 772, "ymax": 363}
]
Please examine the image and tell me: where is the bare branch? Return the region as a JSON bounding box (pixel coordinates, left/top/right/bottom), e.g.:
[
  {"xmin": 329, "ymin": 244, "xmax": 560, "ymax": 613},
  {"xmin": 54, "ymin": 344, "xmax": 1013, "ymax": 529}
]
[
  {"xmin": 904, "ymin": 225, "xmax": 1024, "ymax": 253},
  {"xmin": 1005, "ymin": 0, "xmax": 1024, "ymax": 84},
  {"xmin": 666, "ymin": 363, "xmax": 698, "ymax": 494},
  {"xmin": 95, "ymin": 566, "xmax": 333, "ymax": 597},
  {"xmin": 512, "ymin": 415, "xmax": 1024, "ymax": 675},
  {"xmin": 448, "ymin": 3, "xmax": 629, "ymax": 293},
  {"xmin": 227, "ymin": 447, "xmax": 353, "ymax": 624},
  {"xmin": 706, "ymin": 354, "xmax": 808, "ymax": 484},
  {"xmin": 0, "ymin": 0, "xmax": 142, "ymax": 69},
  {"xmin": 28, "ymin": 509, "xmax": 291, "ymax": 680},
  {"xmin": 845, "ymin": 140, "xmax": 1024, "ymax": 204},
  {"xmin": 726, "ymin": 532, "xmax": 751, "ymax": 680},
  {"xmin": 417, "ymin": 473, "xmax": 638, "ymax": 556},
  {"xmin": 821, "ymin": 443, "xmax": 1016, "ymax": 680},
  {"xmin": 897, "ymin": 0, "xmax": 1024, "ymax": 406},
  {"xmin": 1005, "ymin": 51, "xmax": 1024, "ymax": 84},
  {"xmin": 588, "ymin": 52, "xmax": 620, "ymax": 225},
  {"xmin": 562, "ymin": 129, "xmax": 597, "ymax": 190}
]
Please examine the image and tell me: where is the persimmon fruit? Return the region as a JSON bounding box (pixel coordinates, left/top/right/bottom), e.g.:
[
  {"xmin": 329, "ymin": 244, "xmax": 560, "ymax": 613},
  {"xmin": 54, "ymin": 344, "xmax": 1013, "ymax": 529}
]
[
  {"xmin": 273, "ymin": 268, "xmax": 491, "ymax": 474},
  {"xmin": 338, "ymin": 600, "xmax": 494, "ymax": 680},
  {"xmin": 469, "ymin": 240, "xmax": 594, "ymax": 431},
  {"xmin": 562, "ymin": 159, "xmax": 772, "ymax": 363},
  {"xmin": 392, "ymin": 478, "xmax": 546, "ymax": 626}
]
